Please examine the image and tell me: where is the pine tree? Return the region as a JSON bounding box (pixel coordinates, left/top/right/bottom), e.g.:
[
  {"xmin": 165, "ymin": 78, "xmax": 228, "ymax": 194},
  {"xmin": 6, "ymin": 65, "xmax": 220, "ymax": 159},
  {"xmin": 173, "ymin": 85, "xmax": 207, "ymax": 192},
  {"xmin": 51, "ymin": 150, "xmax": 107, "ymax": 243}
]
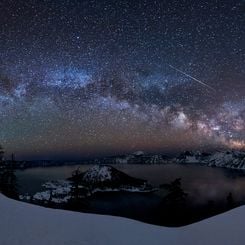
[
  {"xmin": 226, "ymin": 192, "xmax": 235, "ymax": 209},
  {"xmin": 68, "ymin": 168, "xmax": 88, "ymax": 210},
  {"xmin": 161, "ymin": 178, "xmax": 188, "ymax": 207},
  {"xmin": 0, "ymin": 146, "xmax": 19, "ymax": 199},
  {"xmin": 0, "ymin": 145, "xmax": 4, "ymax": 164},
  {"xmin": 1, "ymin": 166, "xmax": 19, "ymax": 199},
  {"xmin": 70, "ymin": 169, "xmax": 81, "ymax": 202}
]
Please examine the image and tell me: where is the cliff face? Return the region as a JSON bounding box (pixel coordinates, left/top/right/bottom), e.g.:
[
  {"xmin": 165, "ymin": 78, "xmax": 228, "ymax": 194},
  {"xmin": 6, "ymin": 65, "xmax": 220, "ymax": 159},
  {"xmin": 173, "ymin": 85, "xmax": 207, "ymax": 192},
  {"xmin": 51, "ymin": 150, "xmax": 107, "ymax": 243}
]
[{"xmin": 176, "ymin": 150, "xmax": 245, "ymax": 170}]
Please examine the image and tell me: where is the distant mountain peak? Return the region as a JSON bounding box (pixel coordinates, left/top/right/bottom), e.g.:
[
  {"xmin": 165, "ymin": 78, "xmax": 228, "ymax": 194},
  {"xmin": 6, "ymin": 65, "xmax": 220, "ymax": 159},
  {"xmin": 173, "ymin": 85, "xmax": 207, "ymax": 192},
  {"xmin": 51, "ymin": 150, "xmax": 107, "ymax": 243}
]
[{"xmin": 132, "ymin": 151, "xmax": 145, "ymax": 156}]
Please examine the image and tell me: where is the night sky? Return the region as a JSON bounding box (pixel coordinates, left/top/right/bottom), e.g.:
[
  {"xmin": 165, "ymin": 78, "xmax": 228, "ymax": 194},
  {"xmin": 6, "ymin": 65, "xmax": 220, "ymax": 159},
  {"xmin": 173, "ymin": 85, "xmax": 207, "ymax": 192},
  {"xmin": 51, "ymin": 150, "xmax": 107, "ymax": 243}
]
[{"xmin": 0, "ymin": 0, "xmax": 244, "ymax": 160}]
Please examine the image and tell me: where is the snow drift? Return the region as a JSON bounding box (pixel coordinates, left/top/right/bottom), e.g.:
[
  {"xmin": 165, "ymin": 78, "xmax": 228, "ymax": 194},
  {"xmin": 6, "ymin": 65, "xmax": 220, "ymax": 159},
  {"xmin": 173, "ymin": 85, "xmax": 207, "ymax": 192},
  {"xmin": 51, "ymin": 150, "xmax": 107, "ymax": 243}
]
[{"xmin": 0, "ymin": 194, "xmax": 245, "ymax": 245}]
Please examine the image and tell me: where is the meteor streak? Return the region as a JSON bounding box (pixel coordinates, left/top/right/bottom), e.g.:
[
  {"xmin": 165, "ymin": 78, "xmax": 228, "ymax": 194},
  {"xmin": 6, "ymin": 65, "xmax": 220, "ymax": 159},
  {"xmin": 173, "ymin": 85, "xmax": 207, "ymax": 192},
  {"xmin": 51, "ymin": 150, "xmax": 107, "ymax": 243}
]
[{"xmin": 169, "ymin": 64, "xmax": 216, "ymax": 92}]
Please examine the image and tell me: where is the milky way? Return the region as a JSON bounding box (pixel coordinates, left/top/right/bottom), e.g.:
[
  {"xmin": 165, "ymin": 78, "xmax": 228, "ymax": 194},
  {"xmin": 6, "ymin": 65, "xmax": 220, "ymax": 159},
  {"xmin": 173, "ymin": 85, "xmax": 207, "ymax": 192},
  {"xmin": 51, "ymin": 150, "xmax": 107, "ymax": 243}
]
[{"xmin": 0, "ymin": 0, "xmax": 244, "ymax": 160}]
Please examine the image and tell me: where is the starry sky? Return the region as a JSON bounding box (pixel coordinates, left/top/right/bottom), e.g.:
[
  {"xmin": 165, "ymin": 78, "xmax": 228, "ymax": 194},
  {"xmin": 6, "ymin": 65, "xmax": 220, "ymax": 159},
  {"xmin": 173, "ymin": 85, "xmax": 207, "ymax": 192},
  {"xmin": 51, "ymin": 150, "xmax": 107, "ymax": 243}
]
[{"xmin": 0, "ymin": 0, "xmax": 244, "ymax": 160}]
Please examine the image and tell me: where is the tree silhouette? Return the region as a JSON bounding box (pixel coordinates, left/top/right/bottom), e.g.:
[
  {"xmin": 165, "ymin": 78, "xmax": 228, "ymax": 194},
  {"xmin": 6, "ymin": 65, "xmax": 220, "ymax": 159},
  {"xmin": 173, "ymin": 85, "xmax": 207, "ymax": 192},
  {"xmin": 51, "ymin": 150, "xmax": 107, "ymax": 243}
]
[
  {"xmin": 67, "ymin": 168, "xmax": 88, "ymax": 210},
  {"xmin": 71, "ymin": 168, "xmax": 87, "ymax": 201},
  {"xmin": 161, "ymin": 178, "xmax": 188, "ymax": 207},
  {"xmin": 159, "ymin": 178, "xmax": 188, "ymax": 225},
  {"xmin": 70, "ymin": 168, "xmax": 82, "ymax": 202},
  {"xmin": 226, "ymin": 192, "xmax": 235, "ymax": 209},
  {"xmin": 0, "ymin": 145, "xmax": 4, "ymax": 163},
  {"xmin": 0, "ymin": 145, "xmax": 19, "ymax": 199}
]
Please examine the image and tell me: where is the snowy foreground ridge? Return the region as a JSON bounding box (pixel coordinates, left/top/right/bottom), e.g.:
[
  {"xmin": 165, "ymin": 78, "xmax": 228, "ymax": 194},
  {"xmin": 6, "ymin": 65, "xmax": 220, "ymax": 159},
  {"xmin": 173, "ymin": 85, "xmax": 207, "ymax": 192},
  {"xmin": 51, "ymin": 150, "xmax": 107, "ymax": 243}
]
[{"xmin": 1, "ymin": 194, "xmax": 245, "ymax": 245}]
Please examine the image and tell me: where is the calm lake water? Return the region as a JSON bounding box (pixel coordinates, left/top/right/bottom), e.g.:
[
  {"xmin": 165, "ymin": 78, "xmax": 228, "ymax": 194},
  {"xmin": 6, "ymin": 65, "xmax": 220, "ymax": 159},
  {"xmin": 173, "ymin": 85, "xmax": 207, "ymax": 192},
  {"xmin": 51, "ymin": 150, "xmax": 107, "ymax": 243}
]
[
  {"xmin": 16, "ymin": 163, "xmax": 245, "ymax": 203},
  {"xmin": 16, "ymin": 164, "xmax": 245, "ymax": 226}
]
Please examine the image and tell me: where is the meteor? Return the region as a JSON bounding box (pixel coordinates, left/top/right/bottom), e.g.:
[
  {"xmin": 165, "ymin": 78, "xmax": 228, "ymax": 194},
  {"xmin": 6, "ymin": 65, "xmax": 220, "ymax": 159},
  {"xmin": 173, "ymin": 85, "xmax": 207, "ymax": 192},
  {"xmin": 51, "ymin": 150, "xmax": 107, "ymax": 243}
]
[{"xmin": 168, "ymin": 64, "xmax": 216, "ymax": 92}]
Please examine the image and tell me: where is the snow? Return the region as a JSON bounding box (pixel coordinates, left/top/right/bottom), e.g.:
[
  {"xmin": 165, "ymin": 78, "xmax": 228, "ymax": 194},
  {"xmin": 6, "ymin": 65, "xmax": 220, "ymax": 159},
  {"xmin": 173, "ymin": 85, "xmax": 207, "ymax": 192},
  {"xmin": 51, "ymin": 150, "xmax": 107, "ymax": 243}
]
[
  {"xmin": 42, "ymin": 180, "xmax": 72, "ymax": 190},
  {"xmin": 21, "ymin": 184, "xmax": 154, "ymax": 204},
  {"xmin": 83, "ymin": 165, "xmax": 112, "ymax": 182},
  {"xmin": 27, "ymin": 180, "xmax": 73, "ymax": 204},
  {"xmin": 91, "ymin": 186, "xmax": 157, "ymax": 193},
  {"xmin": 0, "ymin": 194, "xmax": 245, "ymax": 245},
  {"xmin": 177, "ymin": 150, "xmax": 245, "ymax": 169},
  {"xmin": 19, "ymin": 169, "xmax": 154, "ymax": 204},
  {"xmin": 133, "ymin": 151, "xmax": 145, "ymax": 156},
  {"xmin": 33, "ymin": 190, "xmax": 71, "ymax": 204},
  {"xmin": 207, "ymin": 151, "xmax": 245, "ymax": 169},
  {"xmin": 185, "ymin": 156, "xmax": 200, "ymax": 163}
]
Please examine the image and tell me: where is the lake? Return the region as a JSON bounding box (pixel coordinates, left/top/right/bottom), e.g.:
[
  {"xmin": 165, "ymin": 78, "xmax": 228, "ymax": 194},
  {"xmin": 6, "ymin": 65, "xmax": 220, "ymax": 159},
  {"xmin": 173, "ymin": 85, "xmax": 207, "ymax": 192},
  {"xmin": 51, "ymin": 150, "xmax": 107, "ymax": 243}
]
[{"xmin": 16, "ymin": 164, "xmax": 245, "ymax": 226}]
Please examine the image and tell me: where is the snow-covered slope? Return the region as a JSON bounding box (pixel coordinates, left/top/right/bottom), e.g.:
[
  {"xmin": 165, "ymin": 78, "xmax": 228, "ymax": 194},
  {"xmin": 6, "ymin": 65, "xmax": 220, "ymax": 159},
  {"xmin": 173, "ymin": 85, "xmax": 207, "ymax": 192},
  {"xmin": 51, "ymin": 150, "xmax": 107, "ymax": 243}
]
[
  {"xmin": 83, "ymin": 165, "xmax": 113, "ymax": 183},
  {"xmin": 87, "ymin": 152, "xmax": 171, "ymax": 165},
  {"xmin": 76, "ymin": 165, "xmax": 151, "ymax": 191},
  {"xmin": 0, "ymin": 194, "xmax": 245, "ymax": 245},
  {"xmin": 206, "ymin": 151, "xmax": 245, "ymax": 169},
  {"xmin": 177, "ymin": 150, "xmax": 245, "ymax": 169},
  {"xmin": 87, "ymin": 150, "xmax": 245, "ymax": 169}
]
